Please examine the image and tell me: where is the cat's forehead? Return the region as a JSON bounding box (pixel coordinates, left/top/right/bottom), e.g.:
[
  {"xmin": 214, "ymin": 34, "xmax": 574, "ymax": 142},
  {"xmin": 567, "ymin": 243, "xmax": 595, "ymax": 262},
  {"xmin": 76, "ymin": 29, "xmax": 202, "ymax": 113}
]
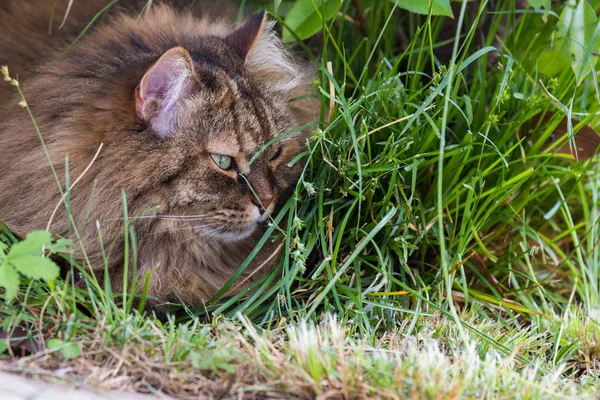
[
  {"xmin": 180, "ymin": 62, "xmax": 290, "ymax": 158},
  {"xmin": 200, "ymin": 92, "xmax": 277, "ymax": 155},
  {"xmin": 206, "ymin": 131, "xmax": 241, "ymax": 154},
  {"xmin": 206, "ymin": 127, "xmax": 268, "ymax": 158}
]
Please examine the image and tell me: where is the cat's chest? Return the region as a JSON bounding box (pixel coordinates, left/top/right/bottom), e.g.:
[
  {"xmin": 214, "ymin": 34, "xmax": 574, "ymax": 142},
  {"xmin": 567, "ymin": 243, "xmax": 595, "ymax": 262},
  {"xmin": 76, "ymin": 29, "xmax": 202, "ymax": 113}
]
[{"xmin": 138, "ymin": 228, "xmax": 268, "ymax": 273}]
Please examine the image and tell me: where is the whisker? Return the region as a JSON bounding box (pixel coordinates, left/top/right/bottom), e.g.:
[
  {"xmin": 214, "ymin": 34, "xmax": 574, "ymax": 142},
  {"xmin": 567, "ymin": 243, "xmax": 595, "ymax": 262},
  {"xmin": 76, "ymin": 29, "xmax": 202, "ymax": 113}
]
[
  {"xmin": 149, "ymin": 222, "xmax": 220, "ymax": 235},
  {"xmin": 102, "ymin": 214, "xmax": 211, "ymax": 222},
  {"xmin": 173, "ymin": 220, "xmax": 235, "ymax": 245}
]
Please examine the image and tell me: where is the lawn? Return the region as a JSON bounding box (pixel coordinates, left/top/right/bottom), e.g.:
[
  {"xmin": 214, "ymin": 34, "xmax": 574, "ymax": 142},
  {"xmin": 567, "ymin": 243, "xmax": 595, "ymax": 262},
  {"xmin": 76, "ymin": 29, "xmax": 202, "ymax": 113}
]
[{"xmin": 2, "ymin": 0, "xmax": 600, "ymax": 398}]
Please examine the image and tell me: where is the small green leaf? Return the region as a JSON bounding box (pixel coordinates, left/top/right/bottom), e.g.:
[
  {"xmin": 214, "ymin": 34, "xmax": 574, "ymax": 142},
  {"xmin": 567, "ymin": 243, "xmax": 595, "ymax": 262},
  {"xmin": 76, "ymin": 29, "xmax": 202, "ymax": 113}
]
[
  {"xmin": 47, "ymin": 338, "xmax": 81, "ymax": 360},
  {"xmin": 191, "ymin": 348, "xmax": 236, "ymax": 376},
  {"xmin": 283, "ymin": 0, "xmax": 341, "ymax": 43},
  {"xmin": 391, "ymin": 0, "xmax": 453, "ymax": 18},
  {"xmin": 190, "ymin": 350, "xmax": 201, "ymax": 369},
  {"xmin": 463, "ymin": 95, "xmax": 473, "ymax": 124},
  {"xmin": 8, "ymin": 231, "xmax": 52, "ymax": 258},
  {"xmin": 549, "ymin": 0, "xmax": 600, "ymax": 82},
  {"xmin": 50, "ymin": 238, "xmax": 72, "ymax": 253},
  {"xmin": 538, "ymin": 39, "xmax": 571, "ymax": 76},
  {"xmin": 61, "ymin": 342, "xmax": 81, "ymax": 359},
  {"xmin": 0, "ymin": 261, "xmax": 20, "ymax": 300},
  {"xmin": 527, "ymin": 0, "xmax": 549, "ymax": 11},
  {"xmin": 215, "ymin": 361, "xmax": 236, "ymax": 374},
  {"xmin": 1, "ymin": 318, "xmax": 10, "ymax": 332},
  {"xmin": 10, "ymin": 256, "xmax": 60, "ymax": 282}
]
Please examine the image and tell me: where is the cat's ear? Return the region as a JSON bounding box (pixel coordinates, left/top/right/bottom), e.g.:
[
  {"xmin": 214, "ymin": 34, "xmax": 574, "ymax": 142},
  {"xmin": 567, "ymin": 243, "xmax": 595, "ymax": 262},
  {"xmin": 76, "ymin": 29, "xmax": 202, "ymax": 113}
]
[
  {"xmin": 136, "ymin": 47, "xmax": 195, "ymax": 137},
  {"xmin": 224, "ymin": 10, "xmax": 267, "ymax": 61},
  {"xmin": 231, "ymin": 12, "xmax": 303, "ymax": 95}
]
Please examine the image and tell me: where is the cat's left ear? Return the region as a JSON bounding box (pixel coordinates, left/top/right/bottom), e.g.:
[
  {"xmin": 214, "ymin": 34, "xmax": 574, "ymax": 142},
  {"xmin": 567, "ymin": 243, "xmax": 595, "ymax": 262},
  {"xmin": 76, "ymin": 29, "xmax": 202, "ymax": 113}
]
[
  {"xmin": 136, "ymin": 47, "xmax": 195, "ymax": 137},
  {"xmin": 224, "ymin": 10, "xmax": 267, "ymax": 61},
  {"xmin": 227, "ymin": 12, "xmax": 302, "ymax": 95}
]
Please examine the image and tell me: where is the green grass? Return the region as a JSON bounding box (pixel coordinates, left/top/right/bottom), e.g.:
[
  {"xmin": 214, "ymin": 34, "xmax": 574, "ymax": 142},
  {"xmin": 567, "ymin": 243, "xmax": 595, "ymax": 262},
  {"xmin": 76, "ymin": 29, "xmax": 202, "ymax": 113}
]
[{"xmin": 3, "ymin": 0, "xmax": 600, "ymax": 398}]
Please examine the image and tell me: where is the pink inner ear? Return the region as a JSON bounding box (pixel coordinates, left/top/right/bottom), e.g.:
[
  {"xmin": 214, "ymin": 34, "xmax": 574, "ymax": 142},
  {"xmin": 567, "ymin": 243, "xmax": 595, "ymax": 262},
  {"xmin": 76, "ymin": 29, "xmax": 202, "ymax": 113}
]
[{"xmin": 136, "ymin": 47, "xmax": 194, "ymax": 137}]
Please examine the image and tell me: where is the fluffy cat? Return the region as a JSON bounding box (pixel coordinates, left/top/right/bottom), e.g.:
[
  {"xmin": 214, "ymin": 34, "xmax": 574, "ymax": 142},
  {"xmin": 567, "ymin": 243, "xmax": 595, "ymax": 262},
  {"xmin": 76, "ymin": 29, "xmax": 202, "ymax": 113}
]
[{"xmin": 0, "ymin": 0, "xmax": 319, "ymax": 309}]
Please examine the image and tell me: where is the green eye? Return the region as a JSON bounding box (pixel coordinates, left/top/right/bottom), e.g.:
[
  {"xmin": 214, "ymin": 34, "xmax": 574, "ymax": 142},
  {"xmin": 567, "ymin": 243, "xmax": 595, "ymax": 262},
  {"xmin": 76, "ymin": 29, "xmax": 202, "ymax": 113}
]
[{"xmin": 211, "ymin": 154, "xmax": 233, "ymax": 170}]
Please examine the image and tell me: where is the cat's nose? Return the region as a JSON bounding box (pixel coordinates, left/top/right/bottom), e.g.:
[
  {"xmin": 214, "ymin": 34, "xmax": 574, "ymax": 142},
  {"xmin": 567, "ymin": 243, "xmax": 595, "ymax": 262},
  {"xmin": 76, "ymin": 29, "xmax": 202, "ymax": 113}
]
[
  {"xmin": 253, "ymin": 194, "xmax": 273, "ymax": 213},
  {"xmin": 261, "ymin": 194, "xmax": 273, "ymax": 209}
]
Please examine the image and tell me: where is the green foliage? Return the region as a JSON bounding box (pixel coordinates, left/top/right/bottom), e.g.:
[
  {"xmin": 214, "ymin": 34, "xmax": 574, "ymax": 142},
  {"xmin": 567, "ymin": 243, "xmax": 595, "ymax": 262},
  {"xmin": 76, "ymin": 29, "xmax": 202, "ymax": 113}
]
[
  {"xmin": 0, "ymin": 231, "xmax": 67, "ymax": 300},
  {"xmin": 539, "ymin": 0, "xmax": 600, "ymax": 82},
  {"xmin": 527, "ymin": 0, "xmax": 550, "ymax": 11},
  {"xmin": 391, "ymin": 0, "xmax": 453, "ymax": 17},
  {"xmin": 280, "ymin": 0, "xmax": 455, "ymax": 43},
  {"xmin": 190, "ymin": 347, "xmax": 236, "ymax": 376},
  {"xmin": 0, "ymin": 340, "xmax": 7, "ymax": 357},
  {"xmin": 282, "ymin": 0, "xmax": 341, "ymax": 42},
  {"xmin": 47, "ymin": 338, "xmax": 81, "ymax": 360}
]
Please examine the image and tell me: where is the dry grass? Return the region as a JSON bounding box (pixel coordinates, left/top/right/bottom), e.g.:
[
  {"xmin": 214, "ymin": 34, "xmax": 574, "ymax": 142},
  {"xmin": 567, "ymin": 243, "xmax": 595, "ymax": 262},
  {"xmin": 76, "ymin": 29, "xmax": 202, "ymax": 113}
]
[{"xmin": 2, "ymin": 308, "xmax": 599, "ymax": 399}]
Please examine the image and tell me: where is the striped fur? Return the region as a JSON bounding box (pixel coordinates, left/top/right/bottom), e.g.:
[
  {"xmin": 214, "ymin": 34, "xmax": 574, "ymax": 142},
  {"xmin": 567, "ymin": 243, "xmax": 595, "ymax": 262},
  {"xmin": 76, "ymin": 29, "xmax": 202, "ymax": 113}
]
[{"xmin": 0, "ymin": 0, "xmax": 320, "ymax": 310}]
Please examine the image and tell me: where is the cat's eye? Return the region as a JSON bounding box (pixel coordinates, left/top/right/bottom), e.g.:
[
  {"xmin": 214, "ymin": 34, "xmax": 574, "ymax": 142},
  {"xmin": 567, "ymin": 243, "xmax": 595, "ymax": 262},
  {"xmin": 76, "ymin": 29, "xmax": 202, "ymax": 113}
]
[
  {"xmin": 211, "ymin": 154, "xmax": 233, "ymax": 170},
  {"xmin": 271, "ymin": 146, "xmax": 282, "ymax": 161}
]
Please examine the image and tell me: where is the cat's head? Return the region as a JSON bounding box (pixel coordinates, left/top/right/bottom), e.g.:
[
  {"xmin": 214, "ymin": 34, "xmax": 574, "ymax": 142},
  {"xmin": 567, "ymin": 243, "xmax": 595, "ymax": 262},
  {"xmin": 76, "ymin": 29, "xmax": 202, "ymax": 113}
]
[{"xmin": 126, "ymin": 11, "xmax": 316, "ymax": 241}]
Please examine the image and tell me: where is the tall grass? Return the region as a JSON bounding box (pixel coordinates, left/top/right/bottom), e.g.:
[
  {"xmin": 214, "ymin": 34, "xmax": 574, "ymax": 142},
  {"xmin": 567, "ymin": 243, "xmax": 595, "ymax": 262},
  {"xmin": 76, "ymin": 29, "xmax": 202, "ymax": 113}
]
[{"xmin": 2, "ymin": 0, "xmax": 600, "ymax": 398}]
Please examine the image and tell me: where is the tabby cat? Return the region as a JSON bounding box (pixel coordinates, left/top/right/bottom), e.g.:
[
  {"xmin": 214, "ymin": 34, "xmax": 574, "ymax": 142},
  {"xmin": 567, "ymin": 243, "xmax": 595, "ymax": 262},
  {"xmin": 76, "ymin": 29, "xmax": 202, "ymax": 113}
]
[{"xmin": 0, "ymin": 0, "xmax": 319, "ymax": 309}]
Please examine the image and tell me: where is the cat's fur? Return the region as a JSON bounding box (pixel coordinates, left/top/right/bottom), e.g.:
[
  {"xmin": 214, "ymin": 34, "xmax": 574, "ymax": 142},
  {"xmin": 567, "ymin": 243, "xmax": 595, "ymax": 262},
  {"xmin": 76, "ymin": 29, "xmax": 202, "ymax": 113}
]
[{"xmin": 0, "ymin": 0, "xmax": 319, "ymax": 308}]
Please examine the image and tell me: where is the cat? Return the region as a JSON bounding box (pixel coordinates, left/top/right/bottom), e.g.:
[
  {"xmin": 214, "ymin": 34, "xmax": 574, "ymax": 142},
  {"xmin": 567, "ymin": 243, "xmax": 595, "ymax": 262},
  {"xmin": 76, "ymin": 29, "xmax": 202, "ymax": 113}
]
[{"xmin": 0, "ymin": 0, "xmax": 320, "ymax": 310}]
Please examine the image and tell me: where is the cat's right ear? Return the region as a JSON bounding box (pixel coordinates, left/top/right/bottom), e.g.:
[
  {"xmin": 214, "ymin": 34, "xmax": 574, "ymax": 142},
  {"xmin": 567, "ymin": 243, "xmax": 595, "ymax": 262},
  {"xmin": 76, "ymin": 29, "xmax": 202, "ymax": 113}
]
[
  {"xmin": 136, "ymin": 47, "xmax": 195, "ymax": 137},
  {"xmin": 225, "ymin": 10, "xmax": 267, "ymax": 61}
]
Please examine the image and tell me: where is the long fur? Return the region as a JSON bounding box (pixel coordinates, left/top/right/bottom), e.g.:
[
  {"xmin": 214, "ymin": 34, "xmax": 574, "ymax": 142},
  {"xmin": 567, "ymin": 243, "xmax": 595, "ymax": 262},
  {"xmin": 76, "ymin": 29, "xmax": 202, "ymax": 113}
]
[{"xmin": 0, "ymin": 0, "xmax": 320, "ymax": 310}]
